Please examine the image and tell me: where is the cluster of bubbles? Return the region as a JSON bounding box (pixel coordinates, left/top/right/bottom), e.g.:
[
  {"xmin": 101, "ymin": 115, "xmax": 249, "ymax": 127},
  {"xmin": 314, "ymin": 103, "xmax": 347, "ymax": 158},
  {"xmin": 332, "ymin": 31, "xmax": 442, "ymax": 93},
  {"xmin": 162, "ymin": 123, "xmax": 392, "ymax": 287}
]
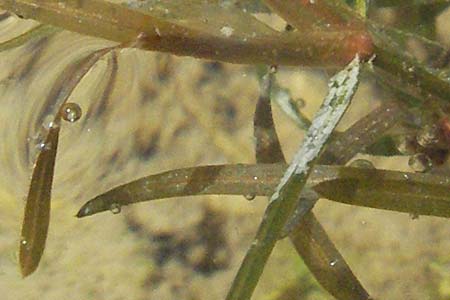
[{"xmin": 395, "ymin": 120, "xmax": 450, "ymax": 173}]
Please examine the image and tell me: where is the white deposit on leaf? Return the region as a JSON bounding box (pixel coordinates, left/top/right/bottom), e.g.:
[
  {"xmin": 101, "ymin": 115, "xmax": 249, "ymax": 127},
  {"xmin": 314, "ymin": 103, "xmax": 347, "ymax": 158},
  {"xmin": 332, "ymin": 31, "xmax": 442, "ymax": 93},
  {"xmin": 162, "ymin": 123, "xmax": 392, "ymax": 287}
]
[{"xmin": 270, "ymin": 55, "xmax": 361, "ymax": 202}]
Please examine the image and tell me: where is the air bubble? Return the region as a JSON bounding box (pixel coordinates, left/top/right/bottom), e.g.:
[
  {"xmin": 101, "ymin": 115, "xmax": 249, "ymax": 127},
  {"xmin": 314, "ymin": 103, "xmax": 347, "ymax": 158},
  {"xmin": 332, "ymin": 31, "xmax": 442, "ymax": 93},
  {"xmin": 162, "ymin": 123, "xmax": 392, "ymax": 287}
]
[
  {"xmin": 349, "ymin": 159, "xmax": 375, "ymax": 169},
  {"xmin": 109, "ymin": 203, "xmax": 122, "ymax": 214},
  {"xmin": 408, "ymin": 153, "xmax": 433, "ymax": 173},
  {"xmin": 36, "ymin": 142, "xmax": 51, "ymax": 151},
  {"xmin": 244, "ymin": 193, "xmax": 256, "ymax": 201},
  {"xmin": 329, "ymin": 259, "xmax": 338, "ymax": 266},
  {"xmin": 61, "ymin": 102, "xmax": 82, "ymax": 123},
  {"xmin": 20, "ymin": 238, "xmax": 29, "ymax": 251}
]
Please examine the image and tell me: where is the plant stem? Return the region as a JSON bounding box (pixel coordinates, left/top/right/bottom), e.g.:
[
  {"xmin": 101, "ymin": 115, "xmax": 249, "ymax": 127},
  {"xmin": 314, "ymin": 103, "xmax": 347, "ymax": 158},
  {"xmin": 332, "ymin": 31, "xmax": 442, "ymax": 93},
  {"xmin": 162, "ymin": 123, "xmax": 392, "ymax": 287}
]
[{"xmin": 0, "ymin": 0, "xmax": 371, "ymax": 66}]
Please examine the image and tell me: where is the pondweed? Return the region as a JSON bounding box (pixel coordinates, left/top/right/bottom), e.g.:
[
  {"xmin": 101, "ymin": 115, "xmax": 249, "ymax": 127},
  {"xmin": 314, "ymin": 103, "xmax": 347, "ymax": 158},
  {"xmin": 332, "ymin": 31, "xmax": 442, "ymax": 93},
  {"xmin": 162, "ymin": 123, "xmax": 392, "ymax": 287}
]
[{"xmin": 0, "ymin": 1, "xmax": 449, "ymax": 299}]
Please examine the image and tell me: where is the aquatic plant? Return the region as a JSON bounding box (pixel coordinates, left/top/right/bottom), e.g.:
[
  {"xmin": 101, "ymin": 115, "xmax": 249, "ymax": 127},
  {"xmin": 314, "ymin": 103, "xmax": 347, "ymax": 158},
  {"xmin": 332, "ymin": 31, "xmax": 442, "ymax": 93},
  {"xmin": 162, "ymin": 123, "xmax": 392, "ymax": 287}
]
[{"xmin": 0, "ymin": 0, "xmax": 449, "ymax": 299}]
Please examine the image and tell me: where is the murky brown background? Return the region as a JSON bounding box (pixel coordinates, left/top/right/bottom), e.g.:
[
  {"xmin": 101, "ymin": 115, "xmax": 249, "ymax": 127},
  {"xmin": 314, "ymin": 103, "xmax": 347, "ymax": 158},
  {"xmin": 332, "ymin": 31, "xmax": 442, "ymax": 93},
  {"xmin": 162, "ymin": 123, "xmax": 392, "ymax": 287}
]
[{"xmin": 0, "ymin": 3, "xmax": 449, "ymax": 300}]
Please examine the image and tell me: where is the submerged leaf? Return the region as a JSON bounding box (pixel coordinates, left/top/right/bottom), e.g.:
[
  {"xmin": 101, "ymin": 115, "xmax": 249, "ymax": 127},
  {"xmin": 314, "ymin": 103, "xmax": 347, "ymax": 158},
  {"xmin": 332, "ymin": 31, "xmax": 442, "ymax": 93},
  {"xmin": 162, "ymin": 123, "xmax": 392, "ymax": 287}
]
[
  {"xmin": 314, "ymin": 167, "xmax": 450, "ymax": 218},
  {"xmin": 226, "ymin": 56, "xmax": 361, "ymax": 300},
  {"xmin": 253, "ymin": 66, "xmax": 371, "ymax": 300},
  {"xmin": 320, "ymin": 102, "xmax": 403, "ymax": 164},
  {"xmin": 254, "ymin": 67, "xmax": 285, "ymax": 163},
  {"xmin": 19, "ymin": 122, "xmax": 60, "ymax": 277},
  {"xmin": 19, "ymin": 46, "xmax": 114, "ymax": 277},
  {"xmin": 77, "ymin": 163, "xmax": 450, "ymax": 218},
  {"xmin": 290, "ymin": 213, "xmax": 371, "ymax": 300}
]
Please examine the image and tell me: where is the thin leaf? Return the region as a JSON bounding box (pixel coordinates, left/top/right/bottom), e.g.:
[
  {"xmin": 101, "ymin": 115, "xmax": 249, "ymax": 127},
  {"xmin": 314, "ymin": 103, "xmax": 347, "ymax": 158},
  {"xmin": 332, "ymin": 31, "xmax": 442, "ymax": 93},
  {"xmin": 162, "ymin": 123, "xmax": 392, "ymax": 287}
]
[
  {"xmin": 19, "ymin": 46, "xmax": 114, "ymax": 277},
  {"xmin": 320, "ymin": 102, "xmax": 403, "ymax": 164},
  {"xmin": 290, "ymin": 213, "xmax": 371, "ymax": 300},
  {"xmin": 254, "ymin": 67, "xmax": 285, "ymax": 163},
  {"xmin": 314, "ymin": 166, "xmax": 450, "ymax": 218},
  {"xmin": 19, "ymin": 122, "xmax": 60, "ymax": 277},
  {"xmin": 77, "ymin": 163, "xmax": 450, "ymax": 219},
  {"xmin": 271, "ymin": 85, "xmax": 311, "ymax": 130},
  {"xmin": 370, "ymin": 23, "xmax": 450, "ymax": 103},
  {"xmin": 253, "ymin": 66, "xmax": 371, "ymax": 300},
  {"xmin": 226, "ymin": 56, "xmax": 360, "ymax": 300}
]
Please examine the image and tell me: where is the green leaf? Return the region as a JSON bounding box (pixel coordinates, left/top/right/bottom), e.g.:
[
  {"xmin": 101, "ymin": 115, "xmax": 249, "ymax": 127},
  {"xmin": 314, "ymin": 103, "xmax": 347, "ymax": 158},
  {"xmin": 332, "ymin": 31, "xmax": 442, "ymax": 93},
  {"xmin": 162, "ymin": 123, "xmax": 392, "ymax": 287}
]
[
  {"xmin": 19, "ymin": 123, "xmax": 60, "ymax": 277},
  {"xmin": 226, "ymin": 56, "xmax": 361, "ymax": 300},
  {"xmin": 314, "ymin": 167, "xmax": 450, "ymax": 218},
  {"xmin": 19, "ymin": 46, "xmax": 115, "ymax": 277},
  {"xmin": 253, "ymin": 66, "xmax": 371, "ymax": 300}
]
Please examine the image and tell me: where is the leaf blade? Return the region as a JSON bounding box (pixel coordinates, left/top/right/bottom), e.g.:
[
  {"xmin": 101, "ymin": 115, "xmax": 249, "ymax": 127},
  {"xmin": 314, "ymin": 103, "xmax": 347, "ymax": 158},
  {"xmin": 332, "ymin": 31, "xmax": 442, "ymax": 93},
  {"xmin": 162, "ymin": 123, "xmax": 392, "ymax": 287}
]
[
  {"xmin": 226, "ymin": 56, "xmax": 361, "ymax": 300},
  {"xmin": 19, "ymin": 124, "xmax": 59, "ymax": 277}
]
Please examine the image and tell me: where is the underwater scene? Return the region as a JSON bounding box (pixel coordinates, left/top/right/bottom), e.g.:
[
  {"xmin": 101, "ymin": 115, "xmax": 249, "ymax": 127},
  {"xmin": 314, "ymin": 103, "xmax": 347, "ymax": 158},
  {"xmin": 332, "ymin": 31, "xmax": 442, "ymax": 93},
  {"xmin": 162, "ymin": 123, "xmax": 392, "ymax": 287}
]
[{"xmin": 0, "ymin": 1, "xmax": 449, "ymax": 299}]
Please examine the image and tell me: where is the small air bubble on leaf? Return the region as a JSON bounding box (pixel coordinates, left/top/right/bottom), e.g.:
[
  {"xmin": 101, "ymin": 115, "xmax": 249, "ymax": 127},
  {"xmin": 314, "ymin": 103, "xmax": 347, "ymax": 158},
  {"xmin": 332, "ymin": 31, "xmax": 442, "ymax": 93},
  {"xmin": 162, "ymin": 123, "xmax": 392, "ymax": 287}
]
[
  {"xmin": 244, "ymin": 193, "xmax": 256, "ymax": 201},
  {"xmin": 61, "ymin": 102, "xmax": 82, "ymax": 123},
  {"xmin": 109, "ymin": 203, "xmax": 122, "ymax": 214},
  {"xmin": 36, "ymin": 142, "xmax": 51, "ymax": 151},
  {"xmin": 295, "ymin": 98, "xmax": 306, "ymax": 108}
]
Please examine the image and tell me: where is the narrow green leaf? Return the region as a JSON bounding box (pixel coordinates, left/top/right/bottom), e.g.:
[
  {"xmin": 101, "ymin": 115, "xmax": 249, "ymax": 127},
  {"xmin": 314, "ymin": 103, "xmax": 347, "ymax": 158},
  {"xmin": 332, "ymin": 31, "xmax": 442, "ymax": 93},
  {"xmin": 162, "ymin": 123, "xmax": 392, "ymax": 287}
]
[
  {"xmin": 290, "ymin": 213, "xmax": 371, "ymax": 300},
  {"xmin": 19, "ymin": 46, "xmax": 114, "ymax": 277},
  {"xmin": 226, "ymin": 56, "xmax": 361, "ymax": 300},
  {"xmin": 254, "ymin": 66, "xmax": 371, "ymax": 300},
  {"xmin": 254, "ymin": 67, "xmax": 285, "ymax": 163},
  {"xmin": 77, "ymin": 163, "xmax": 450, "ymax": 219},
  {"xmin": 320, "ymin": 102, "xmax": 402, "ymax": 164},
  {"xmin": 314, "ymin": 167, "xmax": 450, "ymax": 218},
  {"xmin": 19, "ymin": 122, "xmax": 60, "ymax": 277}
]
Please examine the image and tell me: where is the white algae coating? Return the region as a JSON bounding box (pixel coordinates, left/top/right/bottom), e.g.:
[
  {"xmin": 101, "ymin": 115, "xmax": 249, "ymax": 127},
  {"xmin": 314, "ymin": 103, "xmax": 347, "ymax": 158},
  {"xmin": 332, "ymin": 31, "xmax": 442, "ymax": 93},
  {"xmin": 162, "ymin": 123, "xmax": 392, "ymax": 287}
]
[{"xmin": 270, "ymin": 55, "xmax": 361, "ymax": 203}]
